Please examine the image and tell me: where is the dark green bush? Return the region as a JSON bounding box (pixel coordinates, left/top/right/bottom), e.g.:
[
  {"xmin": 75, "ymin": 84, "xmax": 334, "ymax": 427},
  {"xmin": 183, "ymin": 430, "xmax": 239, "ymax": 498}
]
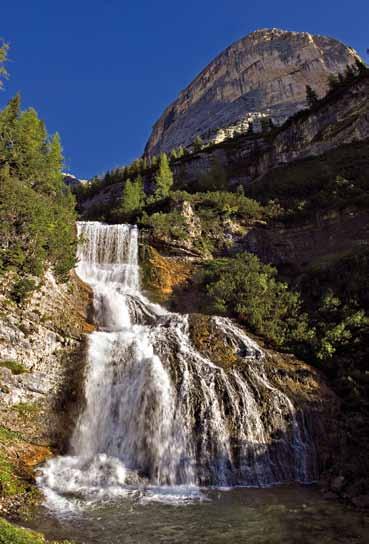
[{"xmin": 201, "ymin": 253, "xmax": 312, "ymax": 350}]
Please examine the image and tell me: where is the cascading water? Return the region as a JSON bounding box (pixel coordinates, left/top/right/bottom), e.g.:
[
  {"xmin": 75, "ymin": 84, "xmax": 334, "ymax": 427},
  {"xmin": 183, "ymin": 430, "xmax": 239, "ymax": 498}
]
[{"xmin": 39, "ymin": 221, "xmax": 317, "ymax": 508}]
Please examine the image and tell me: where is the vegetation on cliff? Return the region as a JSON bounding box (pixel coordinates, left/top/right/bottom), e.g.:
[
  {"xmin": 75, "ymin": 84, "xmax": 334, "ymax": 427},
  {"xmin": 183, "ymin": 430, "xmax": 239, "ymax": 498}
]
[
  {"xmin": 0, "ymin": 95, "xmax": 77, "ymax": 296},
  {"xmin": 200, "ymin": 253, "xmax": 311, "ymax": 350},
  {"xmin": 248, "ymin": 139, "xmax": 369, "ymax": 223}
]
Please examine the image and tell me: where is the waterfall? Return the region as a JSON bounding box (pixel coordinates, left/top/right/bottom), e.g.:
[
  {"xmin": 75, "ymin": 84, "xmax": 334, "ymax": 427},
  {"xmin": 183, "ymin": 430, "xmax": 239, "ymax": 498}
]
[{"xmin": 39, "ymin": 221, "xmax": 317, "ymax": 507}]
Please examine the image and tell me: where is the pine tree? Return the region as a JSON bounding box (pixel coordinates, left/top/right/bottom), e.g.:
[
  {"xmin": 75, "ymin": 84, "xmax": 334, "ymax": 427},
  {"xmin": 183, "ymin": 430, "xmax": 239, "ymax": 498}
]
[
  {"xmin": 193, "ymin": 135, "xmax": 204, "ymax": 152},
  {"xmin": 171, "ymin": 146, "xmax": 185, "ymax": 160},
  {"xmin": 305, "ymin": 85, "xmax": 319, "ymax": 108},
  {"xmin": 0, "ymin": 94, "xmax": 76, "ymax": 281},
  {"xmin": 47, "ymin": 133, "xmax": 63, "ymax": 187},
  {"xmin": 120, "ymin": 175, "xmax": 145, "ymax": 217},
  {"xmin": 177, "ymin": 146, "xmax": 185, "ymax": 158},
  {"xmin": 153, "ymin": 153, "xmax": 173, "ymax": 200}
]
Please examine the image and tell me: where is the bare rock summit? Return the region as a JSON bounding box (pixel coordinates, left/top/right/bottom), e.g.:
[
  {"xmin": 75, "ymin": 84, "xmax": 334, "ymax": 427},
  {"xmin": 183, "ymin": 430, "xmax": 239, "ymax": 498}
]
[{"xmin": 145, "ymin": 28, "xmax": 360, "ymax": 155}]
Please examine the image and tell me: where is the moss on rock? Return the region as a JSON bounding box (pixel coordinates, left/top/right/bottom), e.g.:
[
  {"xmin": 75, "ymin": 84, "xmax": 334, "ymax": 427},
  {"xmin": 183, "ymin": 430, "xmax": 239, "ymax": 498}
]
[
  {"xmin": 0, "ymin": 518, "xmax": 73, "ymax": 544},
  {"xmin": 0, "ymin": 361, "xmax": 28, "ymax": 376},
  {"xmin": 141, "ymin": 245, "xmax": 194, "ymax": 303}
]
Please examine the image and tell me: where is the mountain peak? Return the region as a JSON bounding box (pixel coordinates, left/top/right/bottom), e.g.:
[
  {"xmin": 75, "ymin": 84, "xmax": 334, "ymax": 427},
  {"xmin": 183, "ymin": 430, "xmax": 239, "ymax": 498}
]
[{"xmin": 145, "ymin": 29, "xmax": 360, "ymax": 156}]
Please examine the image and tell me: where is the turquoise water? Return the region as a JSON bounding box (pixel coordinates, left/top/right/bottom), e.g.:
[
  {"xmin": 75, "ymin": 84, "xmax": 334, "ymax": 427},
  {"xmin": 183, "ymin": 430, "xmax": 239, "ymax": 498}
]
[{"xmin": 26, "ymin": 485, "xmax": 369, "ymax": 544}]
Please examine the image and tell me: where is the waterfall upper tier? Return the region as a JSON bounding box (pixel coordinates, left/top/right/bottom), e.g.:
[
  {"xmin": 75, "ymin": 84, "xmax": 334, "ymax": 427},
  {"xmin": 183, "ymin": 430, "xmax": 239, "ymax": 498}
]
[{"xmin": 38, "ymin": 221, "xmax": 338, "ymax": 508}]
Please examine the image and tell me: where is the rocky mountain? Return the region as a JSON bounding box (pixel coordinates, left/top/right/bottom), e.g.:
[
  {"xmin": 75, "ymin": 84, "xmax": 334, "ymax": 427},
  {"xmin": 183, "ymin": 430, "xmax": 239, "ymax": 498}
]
[
  {"xmin": 145, "ymin": 28, "xmax": 360, "ymax": 155},
  {"xmin": 80, "ymin": 70, "xmax": 369, "ymax": 217},
  {"xmin": 62, "ymin": 173, "xmax": 88, "ymax": 187},
  {"xmin": 170, "ymin": 72, "xmax": 369, "ymax": 189}
]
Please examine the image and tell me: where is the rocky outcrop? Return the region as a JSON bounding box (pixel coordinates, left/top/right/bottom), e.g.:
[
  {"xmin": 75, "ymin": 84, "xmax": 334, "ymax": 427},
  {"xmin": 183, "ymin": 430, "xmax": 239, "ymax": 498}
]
[
  {"xmin": 140, "ymin": 246, "xmax": 195, "ymax": 304},
  {"xmin": 146, "ymin": 28, "xmax": 360, "ymax": 155},
  {"xmin": 171, "ymin": 74, "xmax": 369, "ymax": 189},
  {"xmin": 0, "ymin": 270, "xmax": 93, "ymax": 448},
  {"xmin": 239, "ymin": 208, "xmax": 369, "ymax": 270},
  {"xmin": 62, "ymin": 173, "xmax": 88, "ymax": 187},
  {"xmin": 0, "ymin": 269, "xmax": 93, "ymax": 515},
  {"xmin": 79, "ymin": 73, "xmax": 369, "ymax": 219}
]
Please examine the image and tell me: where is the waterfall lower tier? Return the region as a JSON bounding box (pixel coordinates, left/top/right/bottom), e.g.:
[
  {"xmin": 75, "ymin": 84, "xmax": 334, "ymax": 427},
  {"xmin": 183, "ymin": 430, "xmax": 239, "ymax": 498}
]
[{"xmin": 38, "ymin": 221, "xmax": 333, "ymax": 507}]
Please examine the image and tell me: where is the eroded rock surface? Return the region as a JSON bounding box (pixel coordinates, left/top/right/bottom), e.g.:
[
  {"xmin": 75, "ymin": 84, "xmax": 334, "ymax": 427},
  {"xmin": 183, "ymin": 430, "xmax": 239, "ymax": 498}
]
[{"xmin": 146, "ymin": 28, "xmax": 360, "ymax": 155}]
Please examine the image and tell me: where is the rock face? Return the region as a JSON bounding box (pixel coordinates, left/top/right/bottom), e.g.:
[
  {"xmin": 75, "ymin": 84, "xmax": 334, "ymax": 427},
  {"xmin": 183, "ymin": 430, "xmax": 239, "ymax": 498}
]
[
  {"xmin": 171, "ymin": 75, "xmax": 369, "ymax": 189},
  {"xmin": 145, "ymin": 28, "xmax": 360, "ymax": 156},
  {"xmin": 0, "ymin": 270, "xmax": 93, "ymax": 448}
]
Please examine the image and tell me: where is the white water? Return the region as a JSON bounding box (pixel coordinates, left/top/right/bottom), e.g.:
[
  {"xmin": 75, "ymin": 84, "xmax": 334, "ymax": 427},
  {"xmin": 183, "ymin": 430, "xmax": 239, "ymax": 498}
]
[{"xmin": 39, "ymin": 221, "xmax": 317, "ymax": 509}]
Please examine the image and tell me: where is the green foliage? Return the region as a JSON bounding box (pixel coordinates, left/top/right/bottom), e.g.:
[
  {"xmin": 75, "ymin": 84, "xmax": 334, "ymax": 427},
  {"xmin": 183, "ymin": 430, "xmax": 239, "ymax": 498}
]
[
  {"xmin": 0, "ymin": 520, "xmax": 43, "ymax": 544},
  {"xmin": 140, "ymin": 190, "xmax": 263, "ymax": 257},
  {"xmin": 0, "ymin": 518, "xmax": 73, "ymax": 544},
  {"xmin": 195, "ymin": 191, "xmax": 262, "ymax": 219},
  {"xmin": 298, "ymin": 251, "xmax": 369, "ymax": 371},
  {"xmin": 0, "ymin": 360, "xmax": 28, "ymax": 375},
  {"xmin": 170, "ymin": 146, "xmax": 185, "ymax": 160},
  {"xmin": 10, "ymin": 277, "xmax": 37, "ymax": 304},
  {"xmin": 192, "ymin": 135, "xmax": 204, "ymax": 152},
  {"xmin": 202, "ymin": 253, "xmax": 311, "ymax": 349},
  {"xmin": 13, "ymin": 402, "xmax": 40, "ymax": 417},
  {"xmin": 0, "ymin": 454, "xmax": 25, "ymax": 497},
  {"xmin": 152, "ymin": 153, "xmax": 173, "ymax": 201},
  {"xmin": 119, "ymin": 176, "xmax": 145, "ymax": 219},
  {"xmin": 248, "ymin": 140, "xmax": 369, "ymax": 222},
  {"xmin": 277, "ymin": 64, "xmax": 369, "ymax": 134},
  {"xmin": 0, "ymin": 95, "xmax": 76, "ymax": 283},
  {"xmin": 140, "ymin": 211, "xmax": 187, "ymax": 240}
]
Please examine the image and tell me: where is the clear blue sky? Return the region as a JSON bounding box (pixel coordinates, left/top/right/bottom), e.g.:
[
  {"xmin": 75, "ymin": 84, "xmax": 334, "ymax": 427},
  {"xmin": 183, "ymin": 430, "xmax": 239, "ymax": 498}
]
[{"xmin": 1, "ymin": 0, "xmax": 368, "ymax": 179}]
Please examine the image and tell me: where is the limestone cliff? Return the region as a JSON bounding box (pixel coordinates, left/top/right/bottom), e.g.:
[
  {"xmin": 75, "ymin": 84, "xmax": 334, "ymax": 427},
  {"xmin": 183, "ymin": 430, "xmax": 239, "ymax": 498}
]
[
  {"xmin": 0, "ymin": 270, "xmax": 93, "ymax": 515},
  {"xmin": 170, "ymin": 71, "xmax": 369, "ymax": 189},
  {"xmin": 145, "ymin": 28, "xmax": 360, "ymax": 155}
]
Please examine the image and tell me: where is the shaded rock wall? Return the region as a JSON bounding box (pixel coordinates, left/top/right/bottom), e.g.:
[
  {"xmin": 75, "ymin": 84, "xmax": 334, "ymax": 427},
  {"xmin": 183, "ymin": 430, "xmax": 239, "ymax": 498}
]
[{"xmin": 171, "ymin": 75, "xmax": 369, "ymax": 188}]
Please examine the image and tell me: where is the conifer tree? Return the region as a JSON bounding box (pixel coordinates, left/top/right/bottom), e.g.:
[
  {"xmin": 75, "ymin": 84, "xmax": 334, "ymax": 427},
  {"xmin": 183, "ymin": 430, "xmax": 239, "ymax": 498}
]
[
  {"xmin": 47, "ymin": 133, "xmax": 63, "ymax": 186},
  {"xmin": 120, "ymin": 175, "xmax": 145, "ymax": 217},
  {"xmin": 153, "ymin": 153, "xmax": 173, "ymax": 200},
  {"xmin": 193, "ymin": 135, "xmax": 204, "ymax": 152},
  {"xmin": 0, "ymin": 94, "xmax": 76, "ymax": 282}
]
